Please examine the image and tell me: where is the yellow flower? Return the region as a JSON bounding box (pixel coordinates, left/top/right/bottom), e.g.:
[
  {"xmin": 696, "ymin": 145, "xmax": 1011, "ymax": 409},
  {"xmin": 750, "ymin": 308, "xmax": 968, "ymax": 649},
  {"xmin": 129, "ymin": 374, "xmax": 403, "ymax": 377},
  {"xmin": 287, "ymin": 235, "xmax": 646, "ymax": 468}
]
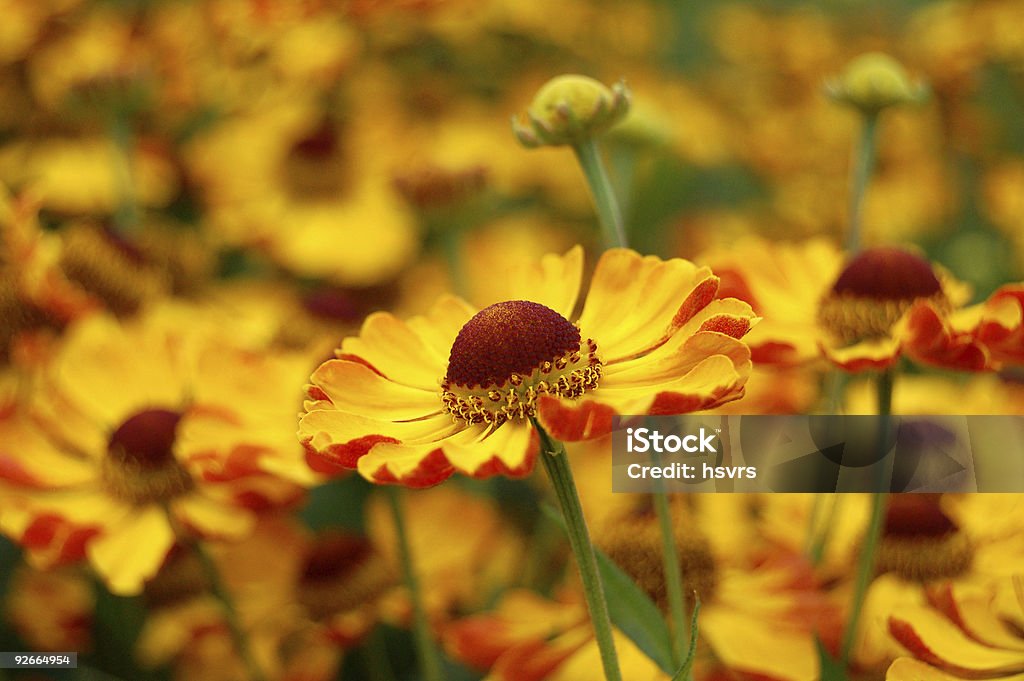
[
  {"xmin": 701, "ymin": 237, "xmax": 1023, "ymax": 373},
  {"xmin": 446, "ymin": 489, "xmax": 838, "ymax": 681},
  {"xmin": 299, "ymin": 246, "xmax": 755, "ymax": 487},
  {"xmin": 0, "ymin": 305, "xmax": 314, "ymax": 595},
  {"xmin": 886, "ymin": 575, "xmax": 1024, "ymax": 680},
  {"xmin": 830, "ymin": 494, "xmax": 1024, "ymax": 671},
  {"xmin": 184, "ymin": 90, "xmax": 420, "ymax": 287}
]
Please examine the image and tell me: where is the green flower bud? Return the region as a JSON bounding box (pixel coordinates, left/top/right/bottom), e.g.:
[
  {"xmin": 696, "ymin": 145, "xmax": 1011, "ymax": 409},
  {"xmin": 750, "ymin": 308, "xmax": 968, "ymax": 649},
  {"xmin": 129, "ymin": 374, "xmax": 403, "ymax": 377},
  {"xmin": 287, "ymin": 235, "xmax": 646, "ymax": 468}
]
[
  {"xmin": 826, "ymin": 53, "xmax": 928, "ymax": 114},
  {"xmin": 512, "ymin": 74, "xmax": 630, "ymax": 148}
]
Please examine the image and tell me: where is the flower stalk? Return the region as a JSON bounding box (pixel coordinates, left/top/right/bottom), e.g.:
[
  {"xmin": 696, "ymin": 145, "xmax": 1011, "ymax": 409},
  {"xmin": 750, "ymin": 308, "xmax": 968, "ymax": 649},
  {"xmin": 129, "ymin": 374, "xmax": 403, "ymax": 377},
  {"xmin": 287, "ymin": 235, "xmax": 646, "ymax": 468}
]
[
  {"xmin": 533, "ymin": 417, "xmax": 623, "ymax": 681},
  {"xmin": 386, "ymin": 486, "xmax": 445, "ymax": 681},
  {"xmin": 192, "ymin": 540, "xmax": 267, "ymax": 681},
  {"xmin": 652, "ymin": 464, "xmax": 689, "ymax": 668},
  {"xmin": 845, "ymin": 112, "xmax": 879, "ymax": 255},
  {"xmin": 839, "ymin": 368, "xmax": 894, "ymax": 666},
  {"xmin": 573, "ymin": 138, "xmax": 627, "ymax": 248}
]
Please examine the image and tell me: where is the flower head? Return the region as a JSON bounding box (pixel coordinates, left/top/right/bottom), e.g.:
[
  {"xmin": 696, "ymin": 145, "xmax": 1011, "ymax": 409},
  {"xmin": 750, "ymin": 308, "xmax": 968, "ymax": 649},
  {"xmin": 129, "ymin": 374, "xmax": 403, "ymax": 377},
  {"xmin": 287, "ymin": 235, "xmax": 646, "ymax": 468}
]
[
  {"xmin": 299, "ymin": 247, "xmax": 755, "ymax": 487},
  {"xmin": 0, "ymin": 305, "xmax": 315, "ymax": 594},
  {"xmin": 513, "ymin": 75, "xmax": 631, "ymax": 148},
  {"xmin": 827, "ymin": 52, "xmax": 928, "ymax": 114},
  {"xmin": 701, "ymin": 237, "xmax": 1022, "ymax": 373}
]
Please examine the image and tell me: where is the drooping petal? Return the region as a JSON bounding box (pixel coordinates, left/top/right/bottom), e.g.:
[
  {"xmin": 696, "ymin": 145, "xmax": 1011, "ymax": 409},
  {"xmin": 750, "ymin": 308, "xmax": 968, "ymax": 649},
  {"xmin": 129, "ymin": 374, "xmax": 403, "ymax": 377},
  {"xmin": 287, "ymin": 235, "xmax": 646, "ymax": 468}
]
[
  {"xmin": 885, "ymin": 658, "xmax": 1008, "ymax": 681},
  {"xmin": 898, "ymin": 301, "xmax": 991, "ymax": 371},
  {"xmin": 86, "ymin": 505, "xmax": 176, "ymax": 595},
  {"xmin": 309, "ymin": 359, "xmax": 442, "ymax": 420},
  {"xmin": 701, "ymin": 606, "xmax": 818, "ymax": 681},
  {"xmin": 970, "ymin": 285, "xmax": 1024, "ymax": 366},
  {"xmin": 358, "ymin": 422, "xmax": 538, "ymax": 486},
  {"xmin": 171, "ymin": 493, "xmax": 255, "ymax": 540},
  {"xmin": 889, "ymin": 606, "xmax": 1024, "ymax": 674},
  {"xmin": 339, "ymin": 311, "xmax": 450, "ymax": 389},
  {"xmin": 604, "ymin": 333, "xmax": 751, "ymax": 385},
  {"xmin": 356, "ymin": 443, "xmax": 455, "ymax": 487},
  {"xmin": 577, "ymin": 249, "xmax": 716, "ymax": 357},
  {"xmin": 535, "ymin": 395, "xmax": 617, "ymax": 442},
  {"xmin": 299, "ymin": 409, "xmax": 462, "ymax": 469},
  {"xmin": 822, "ymin": 337, "xmax": 901, "ymax": 372},
  {"xmin": 440, "ymin": 421, "xmax": 538, "ymax": 479}
]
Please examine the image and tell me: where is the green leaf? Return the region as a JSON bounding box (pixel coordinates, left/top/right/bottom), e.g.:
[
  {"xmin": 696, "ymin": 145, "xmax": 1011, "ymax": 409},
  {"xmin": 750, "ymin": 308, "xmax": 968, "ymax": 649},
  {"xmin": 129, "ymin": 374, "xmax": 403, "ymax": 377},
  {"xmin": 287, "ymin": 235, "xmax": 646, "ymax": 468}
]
[
  {"xmin": 816, "ymin": 636, "xmax": 850, "ymax": 681},
  {"xmin": 671, "ymin": 598, "xmax": 701, "ymax": 681},
  {"xmin": 542, "ymin": 504, "xmax": 676, "ymax": 674}
]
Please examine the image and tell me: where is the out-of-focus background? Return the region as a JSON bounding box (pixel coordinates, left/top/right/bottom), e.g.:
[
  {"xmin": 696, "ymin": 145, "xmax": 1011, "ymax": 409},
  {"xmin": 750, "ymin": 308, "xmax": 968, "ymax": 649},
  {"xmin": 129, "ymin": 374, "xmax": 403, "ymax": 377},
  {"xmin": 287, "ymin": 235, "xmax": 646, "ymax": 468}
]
[{"xmin": 2, "ymin": 1, "xmax": 1024, "ymax": 680}]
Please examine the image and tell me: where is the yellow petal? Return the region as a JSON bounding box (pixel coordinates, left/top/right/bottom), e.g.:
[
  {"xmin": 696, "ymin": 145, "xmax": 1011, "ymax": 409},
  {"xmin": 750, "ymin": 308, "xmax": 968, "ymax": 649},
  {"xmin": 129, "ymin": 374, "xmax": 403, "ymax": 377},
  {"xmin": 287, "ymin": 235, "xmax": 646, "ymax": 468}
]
[{"xmin": 87, "ymin": 505, "xmax": 175, "ymax": 595}]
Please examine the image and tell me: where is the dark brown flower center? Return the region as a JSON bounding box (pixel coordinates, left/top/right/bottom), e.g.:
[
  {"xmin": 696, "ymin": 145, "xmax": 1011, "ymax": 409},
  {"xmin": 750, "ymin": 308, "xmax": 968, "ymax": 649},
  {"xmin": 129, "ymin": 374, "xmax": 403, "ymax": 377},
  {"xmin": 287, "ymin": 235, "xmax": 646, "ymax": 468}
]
[
  {"xmin": 103, "ymin": 408, "xmax": 193, "ymax": 504},
  {"xmin": 58, "ymin": 223, "xmax": 165, "ymax": 316},
  {"xmin": 446, "ymin": 301, "xmax": 581, "ymax": 389},
  {"xmin": 392, "ymin": 164, "xmax": 488, "ymax": 211},
  {"xmin": 108, "ymin": 409, "xmax": 182, "ymax": 468},
  {"xmin": 298, "ymin": 532, "xmax": 395, "ymax": 621},
  {"xmin": 818, "ymin": 247, "xmax": 949, "ymax": 343},
  {"xmin": 283, "ymin": 119, "xmax": 351, "ymax": 200},
  {"xmin": 832, "ymin": 248, "xmax": 942, "ymax": 301},
  {"xmin": 875, "ymin": 494, "xmax": 972, "ymax": 582}
]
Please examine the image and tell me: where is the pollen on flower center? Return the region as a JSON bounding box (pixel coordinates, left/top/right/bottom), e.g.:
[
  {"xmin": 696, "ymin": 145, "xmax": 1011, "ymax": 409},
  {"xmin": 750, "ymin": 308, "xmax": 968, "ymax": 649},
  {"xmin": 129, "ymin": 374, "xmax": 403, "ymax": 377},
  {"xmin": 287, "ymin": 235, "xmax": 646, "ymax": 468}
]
[
  {"xmin": 818, "ymin": 247, "xmax": 950, "ymax": 343},
  {"xmin": 441, "ymin": 300, "xmax": 601, "ymax": 427},
  {"xmin": 103, "ymin": 408, "xmax": 194, "ymax": 505},
  {"xmin": 875, "ymin": 494, "xmax": 972, "ymax": 582}
]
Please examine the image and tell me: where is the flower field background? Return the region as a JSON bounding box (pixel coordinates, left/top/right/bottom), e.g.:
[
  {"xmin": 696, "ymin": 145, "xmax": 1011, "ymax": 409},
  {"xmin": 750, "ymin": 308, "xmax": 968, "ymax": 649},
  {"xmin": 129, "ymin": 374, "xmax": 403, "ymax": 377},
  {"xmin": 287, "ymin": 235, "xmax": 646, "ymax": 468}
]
[{"xmin": 1, "ymin": 1, "xmax": 1024, "ymax": 680}]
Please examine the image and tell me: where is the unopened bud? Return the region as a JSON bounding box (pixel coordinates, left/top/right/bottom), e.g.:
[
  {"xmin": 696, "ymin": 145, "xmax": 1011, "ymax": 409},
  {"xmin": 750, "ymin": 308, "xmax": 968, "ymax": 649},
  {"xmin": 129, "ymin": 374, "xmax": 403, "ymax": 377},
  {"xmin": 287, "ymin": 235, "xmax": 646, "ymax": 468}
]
[
  {"xmin": 826, "ymin": 53, "xmax": 927, "ymax": 114},
  {"xmin": 512, "ymin": 75, "xmax": 630, "ymax": 148}
]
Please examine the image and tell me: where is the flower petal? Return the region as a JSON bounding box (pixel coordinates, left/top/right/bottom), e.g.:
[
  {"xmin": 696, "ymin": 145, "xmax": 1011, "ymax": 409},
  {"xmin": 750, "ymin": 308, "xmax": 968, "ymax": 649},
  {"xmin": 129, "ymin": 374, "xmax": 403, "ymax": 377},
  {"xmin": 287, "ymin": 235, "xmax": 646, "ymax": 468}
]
[
  {"xmin": 171, "ymin": 494, "xmax": 255, "ymax": 540},
  {"xmin": 604, "ymin": 332, "xmax": 751, "ymax": 386},
  {"xmin": 701, "ymin": 606, "xmax": 818, "ymax": 681},
  {"xmin": 822, "ymin": 337, "xmax": 901, "ymax": 372},
  {"xmin": 87, "ymin": 505, "xmax": 176, "ymax": 595},
  {"xmin": 299, "ymin": 409, "xmax": 462, "ymax": 469},
  {"xmin": 970, "ymin": 285, "xmax": 1024, "ymax": 366},
  {"xmin": 309, "ymin": 359, "xmax": 442, "ymax": 420},
  {"xmin": 593, "ymin": 354, "xmax": 749, "ymax": 416},
  {"xmin": 339, "ymin": 311, "xmax": 449, "ymax": 389},
  {"xmin": 406, "ymin": 295, "xmax": 477, "ymax": 362},
  {"xmin": 889, "ymin": 606, "xmax": 1024, "ymax": 674},
  {"xmin": 886, "ymin": 658, "xmax": 994, "ymax": 681},
  {"xmin": 440, "ymin": 421, "xmax": 538, "ymax": 479},
  {"xmin": 577, "ymin": 249, "xmax": 715, "ymax": 356},
  {"xmin": 535, "ymin": 395, "xmax": 617, "ymax": 441},
  {"xmin": 899, "ymin": 301, "xmax": 990, "ymax": 371},
  {"xmin": 357, "ymin": 443, "xmax": 455, "ymax": 487},
  {"xmin": 505, "ymin": 245, "xmax": 584, "ymax": 319},
  {"xmin": 358, "ymin": 422, "xmax": 538, "ymax": 486}
]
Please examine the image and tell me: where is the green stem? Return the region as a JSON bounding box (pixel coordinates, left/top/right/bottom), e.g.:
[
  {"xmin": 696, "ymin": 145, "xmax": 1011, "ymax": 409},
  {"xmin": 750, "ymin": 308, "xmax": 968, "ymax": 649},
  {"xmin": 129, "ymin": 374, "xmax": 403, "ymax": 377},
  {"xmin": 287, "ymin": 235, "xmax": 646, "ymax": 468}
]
[
  {"xmin": 573, "ymin": 138, "xmax": 628, "ymax": 248},
  {"xmin": 108, "ymin": 110, "xmax": 138, "ymax": 234},
  {"xmin": 386, "ymin": 487, "xmax": 444, "ymax": 681},
  {"xmin": 651, "ymin": 471, "xmax": 687, "ymax": 667},
  {"xmin": 839, "ymin": 368, "xmax": 894, "ymax": 666},
  {"xmin": 193, "ymin": 541, "xmax": 267, "ymax": 681},
  {"xmin": 361, "ymin": 627, "xmax": 397, "ymax": 681},
  {"xmin": 532, "ymin": 418, "xmax": 623, "ymax": 681},
  {"xmin": 845, "ymin": 112, "xmax": 879, "ymax": 254}
]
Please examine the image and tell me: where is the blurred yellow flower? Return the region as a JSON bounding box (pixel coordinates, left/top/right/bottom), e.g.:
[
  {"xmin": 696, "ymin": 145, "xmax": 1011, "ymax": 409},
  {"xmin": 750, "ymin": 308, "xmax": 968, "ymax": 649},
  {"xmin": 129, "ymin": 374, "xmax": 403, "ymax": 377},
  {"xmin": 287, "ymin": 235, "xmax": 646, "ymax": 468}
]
[{"xmin": 0, "ymin": 305, "xmax": 313, "ymax": 594}]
